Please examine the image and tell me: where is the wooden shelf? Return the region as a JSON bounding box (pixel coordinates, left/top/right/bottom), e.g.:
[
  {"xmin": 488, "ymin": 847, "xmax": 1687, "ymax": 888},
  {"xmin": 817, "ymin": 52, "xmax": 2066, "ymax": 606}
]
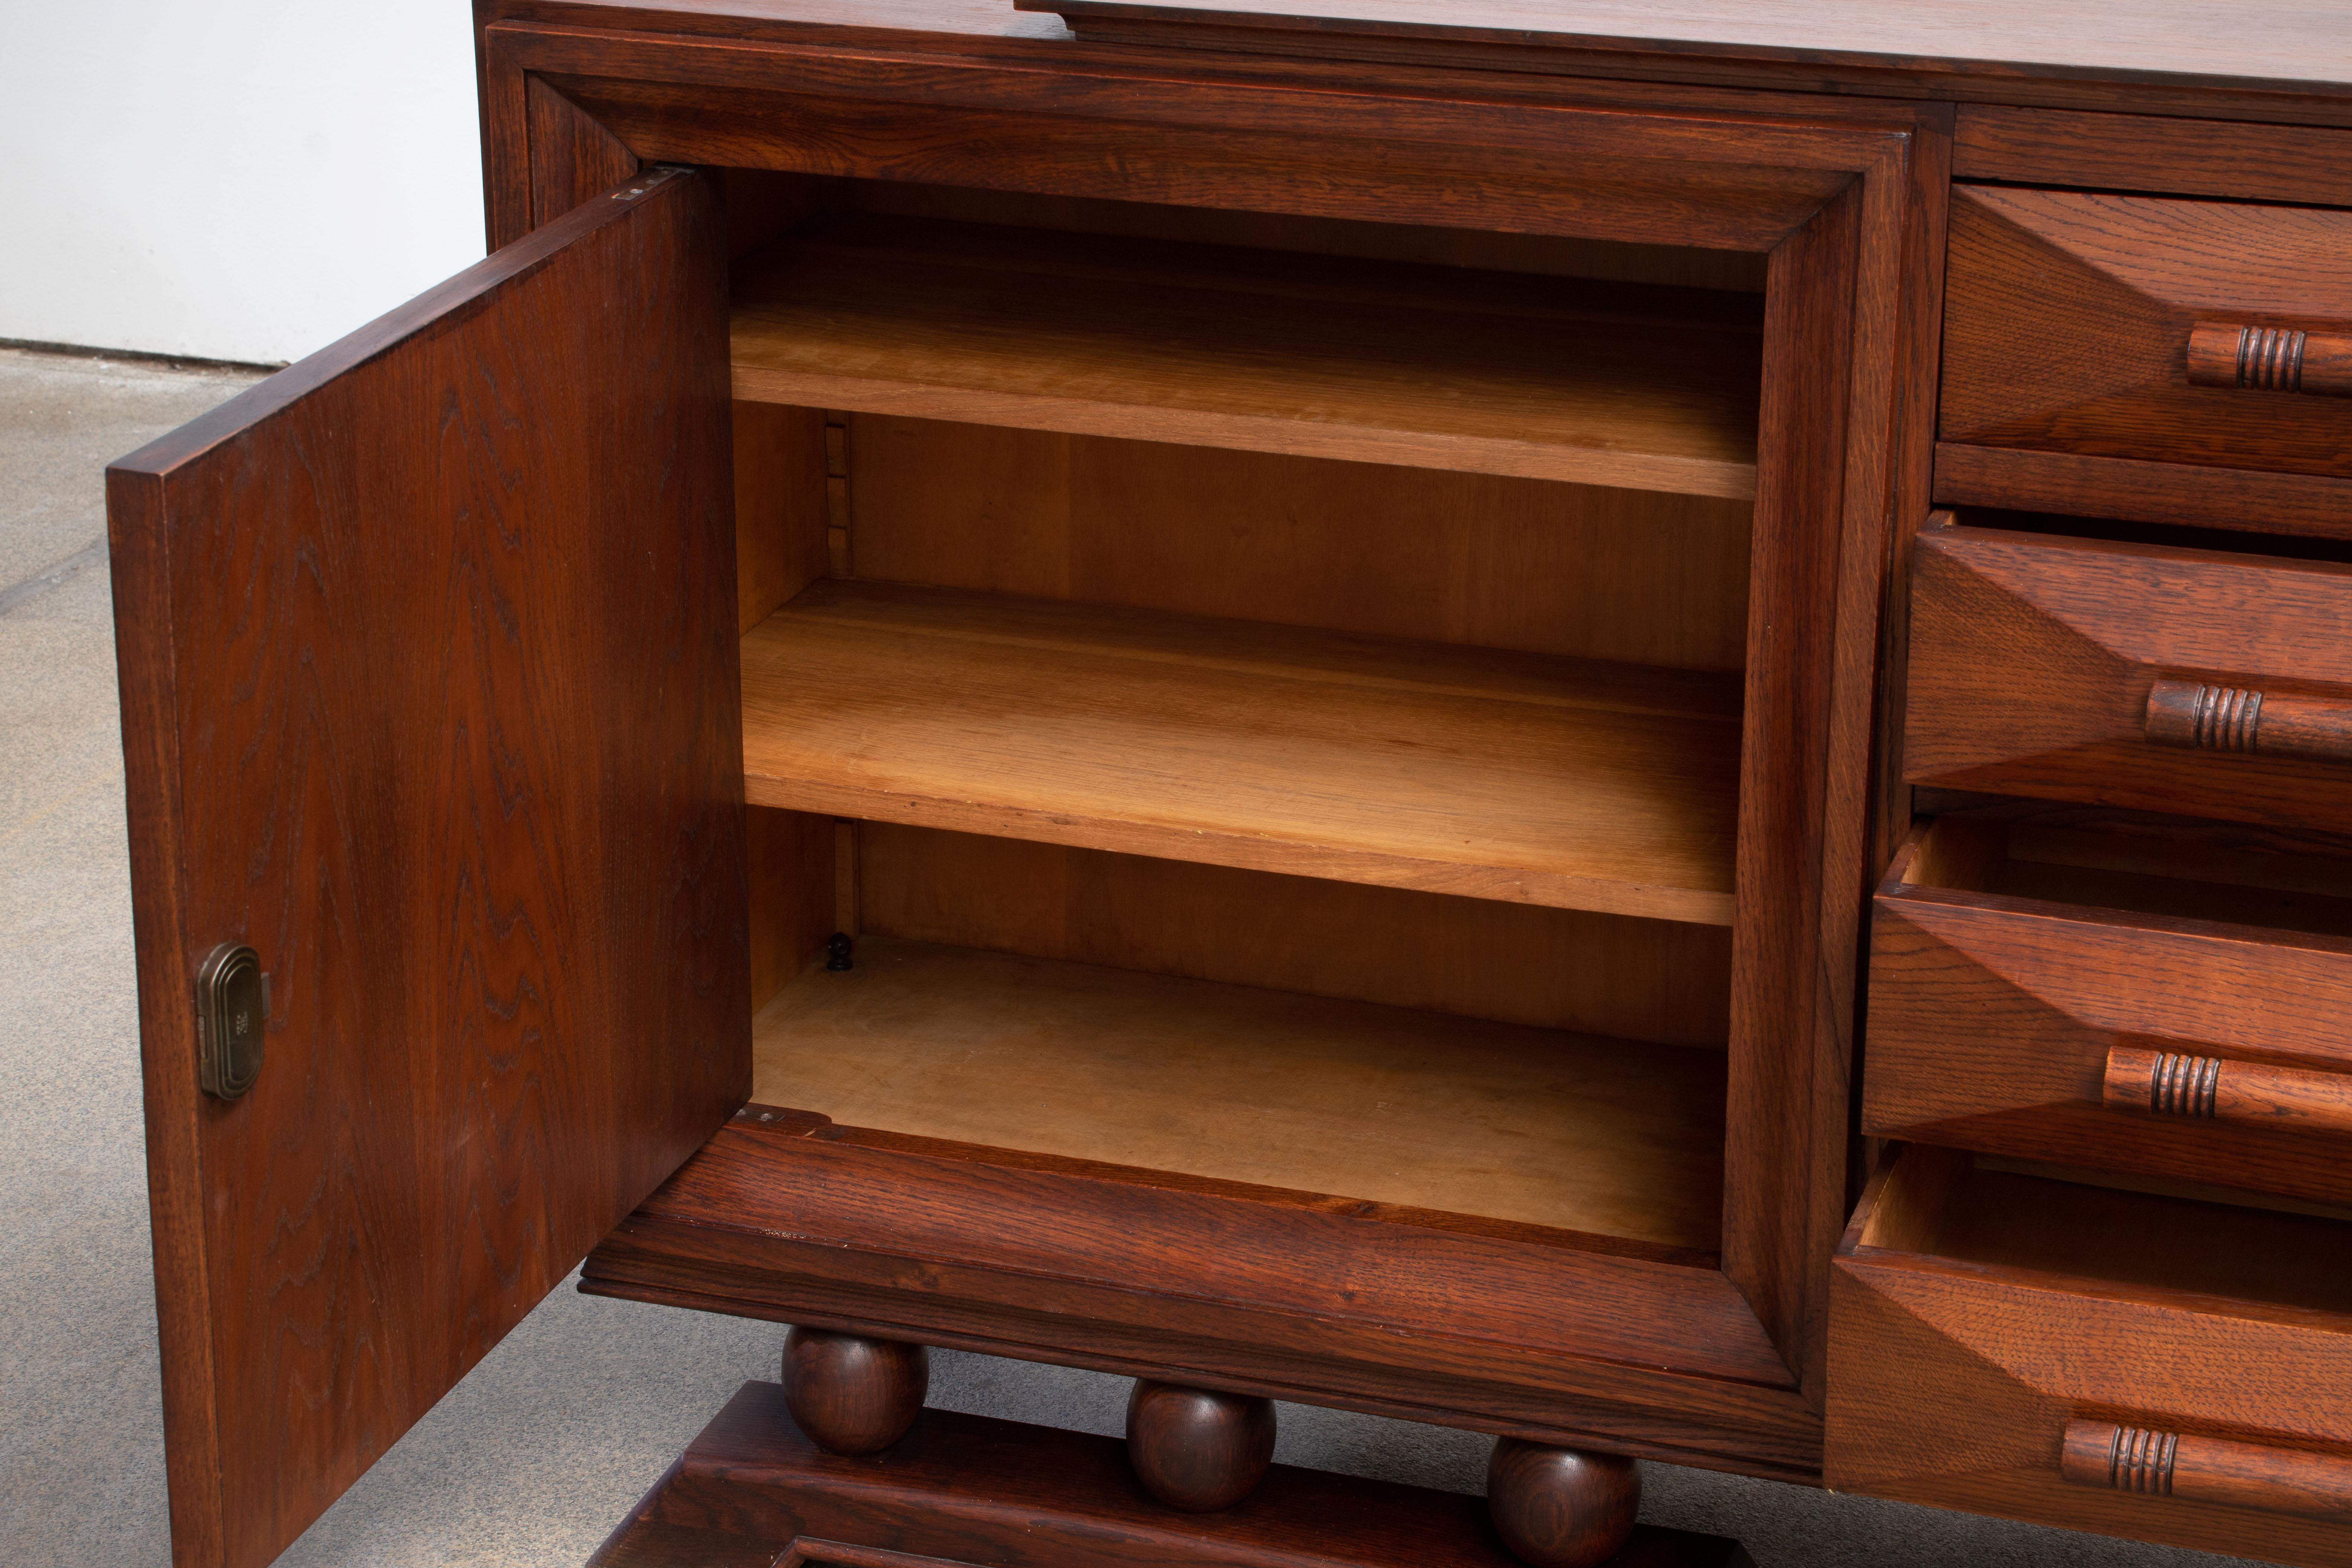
[
  {"xmin": 740, "ymin": 581, "xmax": 1743, "ymax": 923},
  {"xmin": 751, "ymin": 938, "xmax": 1727, "ymax": 1251},
  {"xmin": 731, "ymin": 214, "xmax": 1763, "ymax": 499}
]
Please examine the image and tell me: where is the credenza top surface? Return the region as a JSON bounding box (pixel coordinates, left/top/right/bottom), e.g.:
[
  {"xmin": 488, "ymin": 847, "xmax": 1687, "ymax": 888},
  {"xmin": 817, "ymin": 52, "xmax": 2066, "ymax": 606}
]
[{"xmin": 485, "ymin": 0, "xmax": 2352, "ymax": 95}]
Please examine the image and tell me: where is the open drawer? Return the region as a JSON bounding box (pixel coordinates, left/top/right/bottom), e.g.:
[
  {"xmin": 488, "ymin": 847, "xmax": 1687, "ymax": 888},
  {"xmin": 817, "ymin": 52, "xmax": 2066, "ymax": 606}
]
[
  {"xmin": 1867, "ymin": 816, "xmax": 2352, "ymax": 1209},
  {"xmin": 1905, "ymin": 521, "xmax": 2352, "ymax": 835},
  {"xmin": 1828, "ymin": 1145, "xmax": 2352, "ymax": 1565}
]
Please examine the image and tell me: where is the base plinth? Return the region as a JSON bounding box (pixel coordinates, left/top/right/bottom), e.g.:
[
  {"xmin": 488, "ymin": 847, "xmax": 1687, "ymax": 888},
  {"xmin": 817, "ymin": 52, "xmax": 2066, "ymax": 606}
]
[{"xmin": 588, "ymin": 1382, "xmax": 1751, "ymax": 1568}]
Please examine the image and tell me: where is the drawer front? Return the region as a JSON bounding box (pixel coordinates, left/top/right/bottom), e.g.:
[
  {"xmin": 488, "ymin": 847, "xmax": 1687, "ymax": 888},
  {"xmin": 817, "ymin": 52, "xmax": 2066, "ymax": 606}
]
[
  {"xmin": 1830, "ymin": 1161, "xmax": 2352, "ymax": 1565},
  {"xmin": 1867, "ymin": 873, "xmax": 2352, "ymax": 1208},
  {"xmin": 1943, "ymin": 186, "xmax": 2352, "ymax": 479},
  {"xmin": 1906, "ymin": 523, "xmax": 2352, "ymax": 830}
]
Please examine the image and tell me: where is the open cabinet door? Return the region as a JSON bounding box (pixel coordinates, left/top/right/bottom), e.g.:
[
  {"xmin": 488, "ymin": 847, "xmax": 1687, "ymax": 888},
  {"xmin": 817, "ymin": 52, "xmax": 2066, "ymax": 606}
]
[{"xmin": 106, "ymin": 167, "xmax": 747, "ymax": 1568}]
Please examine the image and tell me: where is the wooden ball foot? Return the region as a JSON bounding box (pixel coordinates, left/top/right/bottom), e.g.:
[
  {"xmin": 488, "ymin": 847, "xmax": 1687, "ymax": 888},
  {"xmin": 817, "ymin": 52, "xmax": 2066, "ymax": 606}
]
[
  {"xmin": 780, "ymin": 1327, "xmax": 929, "ymax": 1455},
  {"xmin": 1125, "ymin": 1379, "xmax": 1277, "ymax": 1512},
  {"xmin": 1487, "ymin": 1437, "xmax": 1640, "ymax": 1568}
]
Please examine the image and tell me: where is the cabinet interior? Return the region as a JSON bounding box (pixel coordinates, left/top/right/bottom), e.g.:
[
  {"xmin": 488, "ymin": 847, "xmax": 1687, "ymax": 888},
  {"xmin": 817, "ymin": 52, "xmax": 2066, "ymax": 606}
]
[
  {"xmin": 1902, "ymin": 815, "xmax": 2352, "ymax": 940},
  {"xmin": 723, "ymin": 174, "xmax": 1764, "ymax": 1258},
  {"xmin": 1862, "ymin": 1147, "xmax": 2352, "ymax": 1319}
]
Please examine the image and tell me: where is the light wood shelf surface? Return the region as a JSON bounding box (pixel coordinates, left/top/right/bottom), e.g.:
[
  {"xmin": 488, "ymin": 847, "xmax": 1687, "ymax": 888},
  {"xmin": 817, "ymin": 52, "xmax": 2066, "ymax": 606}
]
[
  {"xmin": 740, "ymin": 581, "xmax": 1744, "ymax": 924},
  {"xmin": 751, "ymin": 938, "xmax": 1727, "ymax": 1250},
  {"xmin": 730, "ymin": 214, "xmax": 1763, "ymax": 499}
]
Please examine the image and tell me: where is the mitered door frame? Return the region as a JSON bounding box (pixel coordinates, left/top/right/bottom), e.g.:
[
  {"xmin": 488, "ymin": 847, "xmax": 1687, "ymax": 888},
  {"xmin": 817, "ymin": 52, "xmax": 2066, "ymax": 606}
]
[{"xmin": 474, "ymin": 3, "xmax": 1949, "ymax": 1473}]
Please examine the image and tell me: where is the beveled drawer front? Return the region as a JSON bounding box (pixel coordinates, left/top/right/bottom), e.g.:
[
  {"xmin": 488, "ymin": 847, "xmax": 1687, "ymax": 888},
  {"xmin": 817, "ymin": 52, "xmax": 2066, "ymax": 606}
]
[
  {"xmin": 1906, "ymin": 523, "xmax": 2352, "ymax": 831},
  {"xmin": 1829, "ymin": 1148, "xmax": 2352, "ymax": 1566},
  {"xmin": 1943, "ymin": 186, "xmax": 2352, "ymax": 479},
  {"xmin": 1867, "ymin": 818, "xmax": 2352, "ymax": 1209}
]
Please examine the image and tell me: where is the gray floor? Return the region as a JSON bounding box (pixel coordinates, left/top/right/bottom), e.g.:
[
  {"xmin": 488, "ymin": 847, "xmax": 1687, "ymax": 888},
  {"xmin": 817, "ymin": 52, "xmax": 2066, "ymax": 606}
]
[{"xmin": 0, "ymin": 343, "xmax": 2264, "ymax": 1567}]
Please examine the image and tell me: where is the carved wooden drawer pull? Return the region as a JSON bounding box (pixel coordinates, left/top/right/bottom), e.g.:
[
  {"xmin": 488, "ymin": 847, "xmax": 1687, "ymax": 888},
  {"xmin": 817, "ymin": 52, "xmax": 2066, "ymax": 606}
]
[
  {"xmin": 2063, "ymin": 1421, "xmax": 2352, "ymax": 1523},
  {"xmin": 2187, "ymin": 322, "xmax": 2352, "ymax": 397},
  {"xmin": 2145, "ymin": 678, "xmax": 2352, "ymax": 765},
  {"xmin": 2104, "ymin": 1046, "xmax": 2352, "ymax": 1136}
]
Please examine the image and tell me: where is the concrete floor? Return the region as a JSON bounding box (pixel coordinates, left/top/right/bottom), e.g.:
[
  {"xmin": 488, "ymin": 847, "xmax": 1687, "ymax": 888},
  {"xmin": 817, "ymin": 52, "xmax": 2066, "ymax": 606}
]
[{"xmin": 0, "ymin": 342, "xmax": 2267, "ymax": 1567}]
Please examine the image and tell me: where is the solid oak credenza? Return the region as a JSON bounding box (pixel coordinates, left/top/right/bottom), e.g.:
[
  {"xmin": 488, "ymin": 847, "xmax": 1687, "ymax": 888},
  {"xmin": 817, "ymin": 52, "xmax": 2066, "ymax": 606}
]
[{"xmin": 105, "ymin": 3, "xmax": 2352, "ymax": 1566}]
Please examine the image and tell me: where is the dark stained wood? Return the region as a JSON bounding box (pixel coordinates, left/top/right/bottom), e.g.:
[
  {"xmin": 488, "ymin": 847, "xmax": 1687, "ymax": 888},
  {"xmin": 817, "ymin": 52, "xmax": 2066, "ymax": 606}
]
[
  {"xmin": 1931, "ymin": 442, "xmax": 2352, "ymax": 542},
  {"xmin": 2064, "ymin": 1421, "xmax": 2352, "ymax": 1524},
  {"xmin": 1866, "ymin": 818, "xmax": 2352, "ymax": 1210},
  {"xmin": 2104, "ymin": 1045, "xmax": 2352, "ymax": 1139},
  {"xmin": 2187, "ymin": 323, "xmax": 2352, "ymax": 398},
  {"xmin": 1953, "ymin": 106, "xmax": 2352, "ymax": 205},
  {"xmin": 1903, "ymin": 523, "xmax": 2352, "ymax": 832},
  {"xmin": 484, "ymin": 22, "xmax": 1888, "ymax": 253},
  {"xmin": 1723, "ymin": 178, "xmax": 1879, "ymax": 1408},
  {"xmin": 501, "ymin": 10, "xmax": 1939, "ymax": 1438},
  {"xmin": 1941, "ymin": 187, "xmax": 2352, "ymax": 483},
  {"xmin": 784, "ymin": 1329, "xmax": 931, "ymax": 1455},
  {"xmin": 582, "ymin": 1114, "xmax": 1828, "ymax": 1481},
  {"xmin": 1126, "ymin": 1381, "xmax": 1278, "ymax": 1512},
  {"xmin": 527, "ymin": 74, "xmax": 642, "ymax": 231},
  {"xmin": 599, "ymin": 1382, "xmax": 1747, "ymax": 1568},
  {"xmin": 1011, "ymin": 0, "xmax": 2352, "ymax": 126},
  {"xmin": 107, "ymin": 168, "xmax": 744, "ymax": 1568},
  {"xmin": 2145, "ymin": 678, "xmax": 2352, "ymax": 766},
  {"xmin": 1486, "ymin": 1439, "xmax": 1641, "ymax": 1568},
  {"xmin": 1829, "ymin": 1147, "xmax": 2352, "ymax": 1565}
]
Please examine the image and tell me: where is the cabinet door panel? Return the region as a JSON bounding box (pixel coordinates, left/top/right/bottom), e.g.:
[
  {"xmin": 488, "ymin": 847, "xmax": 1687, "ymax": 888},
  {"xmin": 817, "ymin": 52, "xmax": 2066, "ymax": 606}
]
[{"xmin": 107, "ymin": 167, "xmax": 746, "ymax": 1568}]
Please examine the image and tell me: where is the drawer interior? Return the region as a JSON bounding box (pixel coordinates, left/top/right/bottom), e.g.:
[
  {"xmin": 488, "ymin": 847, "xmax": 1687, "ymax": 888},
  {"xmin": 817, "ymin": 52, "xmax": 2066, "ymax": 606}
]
[
  {"xmin": 716, "ymin": 174, "xmax": 1765, "ymax": 1259},
  {"xmin": 1861, "ymin": 1146, "xmax": 2352, "ymax": 1317},
  {"xmin": 1900, "ymin": 815, "xmax": 2352, "ymax": 939}
]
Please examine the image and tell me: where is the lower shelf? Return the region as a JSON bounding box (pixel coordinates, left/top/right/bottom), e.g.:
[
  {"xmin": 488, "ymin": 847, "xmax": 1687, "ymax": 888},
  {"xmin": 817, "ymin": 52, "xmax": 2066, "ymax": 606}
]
[
  {"xmin": 753, "ymin": 938, "xmax": 1725, "ymax": 1252},
  {"xmin": 588, "ymin": 1382, "xmax": 1752, "ymax": 1568}
]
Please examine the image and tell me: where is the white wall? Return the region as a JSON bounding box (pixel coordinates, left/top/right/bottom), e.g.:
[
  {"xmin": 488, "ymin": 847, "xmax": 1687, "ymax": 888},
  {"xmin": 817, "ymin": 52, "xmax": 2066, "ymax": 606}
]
[{"xmin": 3, "ymin": 0, "xmax": 486, "ymax": 366}]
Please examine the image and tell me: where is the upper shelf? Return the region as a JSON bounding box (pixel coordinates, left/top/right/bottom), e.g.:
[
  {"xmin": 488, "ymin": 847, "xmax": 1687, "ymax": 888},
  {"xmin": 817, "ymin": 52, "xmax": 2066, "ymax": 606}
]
[
  {"xmin": 740, "ymin": 580, "xmax": 1743, "ymax": 924},
  {"xmin": 731, "ymin": 214, "xmax": 1764, "ymax": 499}
]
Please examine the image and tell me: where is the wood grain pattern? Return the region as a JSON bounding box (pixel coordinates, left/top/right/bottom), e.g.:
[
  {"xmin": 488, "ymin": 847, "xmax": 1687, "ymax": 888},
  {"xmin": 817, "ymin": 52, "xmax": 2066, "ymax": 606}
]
[
  {"xmin": 1126, "ymin": 1381, "xmax": 1278, "ymax": 1512},
  {"xmin": 732, "ymin": 214, "xmax": 1763, "ymax": 498},
  {"xmin": 747, "ymin": 807, "xmax": 833, "ymax": 1013},
  {"xmin": 1486, "ymin": 1440, "xmax": 1641, "ymax": 1568},
  {"xmin": 1953, "ymin": 106, "xmax": 2352, "ymax": 206},
  {"xmin": 844, "ymin": 180, "xmax": 1770, "ymax": 294},
  {"xmin": 525, "ymin": 74, "xmax": 641, "ymax": 232},
  {"xmin": 2064, "ymin": 1421, "xmax": 2352, "ymax": 1524},
  {"xmin": 1931, "ymin": 443, "xmax": 2352, "ymax": 541},
  {"xmin": 593, "ymin": 1382, "xmax": 1749, "ymax": 1568},
  {"xmin": 1903, "ymin": 523, "xmax": 2352, "ymax": 831},
  {"xmin": 854, "ymin": 824, "xmax": 1734, "ymax": 1048},
  {"xmin": 748, "ymin": 937, "xmax": 1727, "ymax": 1247},
  {"xmin": 582, "ymin": 1115, "xmax": 1825, "ymax": 1477},
  {"xmin": 733, "ymin": 400, "xmax": 827, "ymax": 634},
  {"xmin": 739, "ymin": 581, "xmax": 1744, "ymax": 923},
  {"xmin": 107, "ymin": 168, "xmax": 743, "ymax": 1568},
  {"xmin": 2187, "ymin": 323, "xmax": 2352, "ymax": 398},
  {"xmin": 1009, "ymin": 0, "xmax": 2352, "ymax": 124},
  {"xmin": 842, "ymin": 415, "xmax": 1755, "ymax": 674},
  {"xmin": 495, "ymin": 23, "xmax": 1870, "ymax": 254},
  {"xmin": 2145, "ymin": 679, "xmax": 2352, "ymax": 766},
  {"xmin": 1829, "ymin": 1148, "xmax": 2352, "ymax": 1565},
  {"xmin": 2105, "ymin": 1046, "xmax": 2352, "ymax": 1138},
  {"xmin": 1867, "ymin": 817, "xmax": 2352, "ymax": 1208},
  {"xmin": 782, "ymin": 1329, "xmax": 930, "ymax": 1456},
  {"xmin": 481, "ymin": 2, "xmax": 1936, "ymax": 1473},
  {"xmin": 1942, "ymin": 187, "xmax": 2352, "ymax": 482}
]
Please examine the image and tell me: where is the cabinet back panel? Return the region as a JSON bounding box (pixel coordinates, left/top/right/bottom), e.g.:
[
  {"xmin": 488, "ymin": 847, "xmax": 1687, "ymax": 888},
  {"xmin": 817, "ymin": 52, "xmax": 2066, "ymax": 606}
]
[
  {"xmin": 857, "ymin": 822, "xmax": 1732, "ymax": 1048},
  {"xmin": 843, "ymin": 416, "xmax": 1754, "ymax": 672},
  {"xmin": 845, "ymin": 180, "xmax": 1769, "ymax": 294}
]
